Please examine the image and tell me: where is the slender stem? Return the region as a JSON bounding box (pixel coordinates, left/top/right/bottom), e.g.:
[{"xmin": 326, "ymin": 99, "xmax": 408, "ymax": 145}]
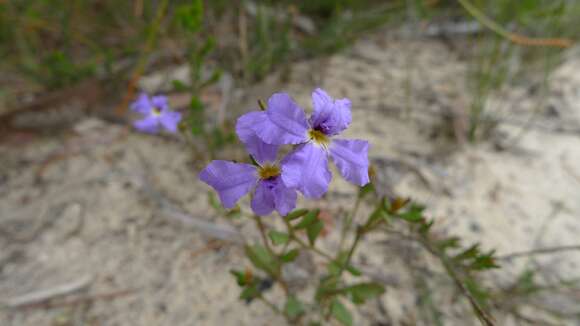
[
  {"xmin": 115, "ymin": 0, "xmax": 170, "ymax": 114},
  {"xmin": 457, "ymin": 0, "xmax": 572, "ymax": 48},
  {"xmin": 252, "ymin": 215, "xmax": 289, "ymax": 295},
  {"xmin": 437, "ymin": 247, "xmax": 496, "ymax": 326},
  {"xmin": 336, "ymin": 229, "xmax": 363, "ymax": 277},
  {"xmin": 382, "ymin": 227, "xmax": 496, "ymax": 325},
  {"xmin": 257, "ymin": 295, "xmax": 281, "ymax": 315},
  {"xmin": 339, "ymin": 195, "xmax": 362, "ymax": 251},
  {"xmin": 283, "ymin": 218, "xmax": 334, "ymax": 262},
  {"xmin": 497, "ymin": 245, "xmax": 580, "ymax": 261},
  {"xmin": 253, "ymin": 215, "xmax": 273, "ymax": 253}
]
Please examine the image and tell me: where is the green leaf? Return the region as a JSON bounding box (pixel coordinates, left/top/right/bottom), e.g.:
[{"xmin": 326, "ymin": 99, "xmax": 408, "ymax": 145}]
[
  {"xmin": 306, "ymin": 220, "xmax": 324, "ymax": 246},
  {"xmin": 418, "ymin": 219, "xmax": 435, "ymax": 234},
  {"xmin": 331, "ymin": 299, "xmax": 353, "ymax": 326},
  {"xmin": 454, "ymin": 244, "xmax": 480, "ymax": 262},
  {"xmin": 280, "ymin": 248, "xmax": 300, "ymax": 263},
  {"xmin": 284, "ymin": 296, "xmax": 305, "ymax": 319},
  {"xmin": 268, "ymin": 230, "xmax": 290, "ymax": 246},
  {"xmin": 397, "ymin": 203, "xmax": 425, "ymax": 222},
  {"xmin": 358, "ymin": 183, "xmax": 374, "ymax": 198},
  {"xmin": 230, "ymin": 269, "xmax": 247, "ymax": 286},
  {"xmin": 245, "ymin": 244, "xmax": 278, "ymax": 275},
  {"xmin": 367, "ymin": 205, "xmax": 388, "ymax": 226},
  {"xmin": 171, "ymin": 79, "xmax": 189, "ymax": 92},
  {"xmin": 315, "ymin": 275, "xmax": 340, "ymax": 302},
  {"xmin": 285, "ymin": 209, "xmax": 309, "ymax": 221},
  {"xmin": 328, "ymin": 252, "xmax": 361, "ymax": 277},
  {"xmin": 207, "ymin": 191, "xmax": 222, "ymax": 211},
  {"xmin": 470, "ymin": 251, "xmax": 499, "ymax": 270},
  {"xmin": 436, "ymin": 237, "xmax": 461, "ymax": 251},
  {"xmin": 175, "ymin": 0, "xmax": 203, "ymax": 33},
  {"xmin": 464, "ymin": 277, "xmax": 490, "ymax": 307},
  {"xmin": 327, "ymin": 261, "xmax": 340, "ymax": 276},
  {"xmin": 225, "ymin": 206, "xmax": 242, "ymax": 219},
  {"xmin": 188, "ymin": 97, "xmax": 205, "ymax": 135},
  {"xmin": 200, "ymin": 69, "xmax": 222, "ymax": 89},
  {"xmin": 344, "ymin": 282, "xmax": 385, "ymax": 304},
  {"xmin": 346, "ymin": 265, "xmax": 362, "ymax": 277},
  {"xmin": 240, "ymin": 285, "xmax": 260, "ymax": 301},
  {"xmin": 294, "ymin": 209, "xmax": 320, "ymax": 229}
]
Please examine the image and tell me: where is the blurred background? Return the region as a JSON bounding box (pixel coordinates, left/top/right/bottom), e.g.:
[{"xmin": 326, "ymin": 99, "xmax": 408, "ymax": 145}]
[{"xmin": 1, "ymin": 1, "xmax": 580, "ymax": 325}]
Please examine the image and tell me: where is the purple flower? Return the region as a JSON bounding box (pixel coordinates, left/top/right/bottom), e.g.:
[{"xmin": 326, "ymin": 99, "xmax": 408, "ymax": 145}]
[
  {"xmin": 131, "ymin": 93, "xmax": 182, "ymax": 134},
  {"xmin": 199, "ymin": 115, "xmax": 297, "ymax": 216},
  {"xmin": 240, "ymin": 89, "xmax": 369, "ymax": 198}
]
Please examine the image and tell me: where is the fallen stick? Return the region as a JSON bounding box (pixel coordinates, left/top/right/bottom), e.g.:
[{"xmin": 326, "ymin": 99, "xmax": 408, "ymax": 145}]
[
  {"xmin": 160, "ymin": 204, "xmax": 245, "ymax": 244},
  {"xmin": 15, "ymin": 289, "xmax": 135, "ymax": 310},
  {"xmin": 1, "ymin": 274, "xmax": 92, "ymax": 309},
  {"xmin": 497, "ymin": 245, "xmax": 580, "ymax": 261}
]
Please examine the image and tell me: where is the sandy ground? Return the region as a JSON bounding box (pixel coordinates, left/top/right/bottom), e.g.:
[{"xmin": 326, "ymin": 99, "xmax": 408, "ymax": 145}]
[{"xmin": 1, "ymin": 31, "xmax": 580, "ymax": 325}]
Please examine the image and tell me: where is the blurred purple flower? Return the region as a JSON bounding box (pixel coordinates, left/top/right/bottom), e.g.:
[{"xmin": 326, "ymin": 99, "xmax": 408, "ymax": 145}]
[
  {"xmin": 240, "ymin": 88, "xmax": 369, "ymax": 198},
  {"xmin": 130, "ymin": 93, "xmax": 182, "ymax": 134},
  {"xmin": 199, "ymin": 115, "xmax": 297, "ymax": 216}
]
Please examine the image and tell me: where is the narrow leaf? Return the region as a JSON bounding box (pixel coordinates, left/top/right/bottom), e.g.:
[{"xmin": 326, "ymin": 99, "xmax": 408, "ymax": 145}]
[
  {"xmin": 294, "ymin": 209, "xmax": 320, "ymax": 229},
  {"xmin": 344, "ymin": 282, "xmax": 385, "ymax": 304},
  {"xmin": 268, "ymin": 230, "xmax": 289, "ymax": 245},
  {"xmin": 284, "ymin": 296, "xmax": 305, "ymax": 318},
  {"xmin": 245, "ymin": 244, "xmax": 278, "ymax": 275},
  {"xmin": 306, "ymin": 220, "xmax": 324, "ymax": 246},
  {"xmin": 331, "ymin": 299, "xmax": 353, "ymax": 326},
  {"xmin": 285, "ymin": 208, "xmax": 309, "ymax": 221},
  {"xmin": 280, "ymin": 249, "xmax": 300, "ymax": 263}
]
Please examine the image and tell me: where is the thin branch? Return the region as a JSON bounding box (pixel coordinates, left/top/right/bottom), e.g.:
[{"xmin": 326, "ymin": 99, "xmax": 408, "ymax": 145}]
[
  {"xmin": 497, "ymin": 245, "xmax": 580, "ymax": 261},
  {"xmin": 1, "ymin": 275, "xmax": 92, "ymax": 309},
  {"xmin": 13, "ymin": 289, "xmax": 134, "ymax": 310},
  {"xmin": 283, "ymin": 218, "xmax": 334, "ymax": 262},
  {"xmin": 253, "ymin": 215, "xmax": 273, "ymax": 253},
  {"xmin": 458, "ymin": 0, "xmax": 573, "ymax": 48}
]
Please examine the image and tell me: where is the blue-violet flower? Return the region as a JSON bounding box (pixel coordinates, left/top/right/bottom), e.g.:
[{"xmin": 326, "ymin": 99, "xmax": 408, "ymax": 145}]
[
  {"xmin": 199, "ymin": 114, "xmax": 297, "ymax": 216},
  {"xmin": 238, "ymin": 88, "xmax": 370, "ymax": 199},
  {"xmin": 131, "ymin": 93, "xmax": 182, "ymax": 134}
]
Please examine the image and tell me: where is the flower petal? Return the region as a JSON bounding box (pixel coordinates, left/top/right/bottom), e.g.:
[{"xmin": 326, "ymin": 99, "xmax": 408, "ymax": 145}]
[
  {"xmin": 159, "ymin": 110, "xmax": 182, "ymax": 133},
  {"xmin": 130, "ymin": 93, "xmax": 153, "ymax": 115},
  {"xmin": 309, "ymin": 88, "xmax": 351, "ymax": 136},
  {"xmin": 281, "ymin": 143, "xmax": 331, "ymax": 199},
  {"xmin": 151, "ymin": 95, "xmax": 169, "ymax": 110},
  {"xmin": 134, "ymin": 116, "xmax": 159, "ymax": 134},
  {"xmin": 251, "ymin": 179, "xmax": 276, "ymax": 216},
  {"xmin": 273, "ymin": 180, "xmax": 297, "ymax": 216},
  {"xmin": 199, "ymin": 161, "xmax": 257, "ymax": 209},
  {"xmin": 329, "ymin": 139, "xmax": 370, "ymax": 186},
  {"xmin": 236, "ymin": 111, "xmax": 279, "ymax": 164},
  {"xmin": 253, "ymin": 93, "xmax": 309, "ymax": 145}
]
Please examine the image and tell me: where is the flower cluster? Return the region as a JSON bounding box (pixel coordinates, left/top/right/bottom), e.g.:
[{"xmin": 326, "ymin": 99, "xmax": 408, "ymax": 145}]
[
  {"xmin": 200, "ymin": 88, "xmax": 370, "ymax": 216},
  {"xmin": 131, "ymin": 93, "xmax": 182, "ymax": 134}
]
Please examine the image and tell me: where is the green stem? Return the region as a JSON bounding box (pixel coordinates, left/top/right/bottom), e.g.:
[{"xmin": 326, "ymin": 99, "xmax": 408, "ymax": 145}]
[
  {"xmin": 457, "ymin": 0, "xmax": 511, "ymax": 41},
  {"xmin": 336, "ymin": 228, "xmax": 363, "ymax": 277},
  {"xmin": 457, "ymin": 0, "xmax": 571, "ymax": 48},
  {"xmin": 338, "ymin": 195, "xmax": 362, "ymax": 251},
  {"xmin": 253, "ymin": 214, "xmax": 273, "ymax": 253},
  {"xmin": 257, "ymin": 295, "xmax": 281, "ymax": 314},
  {"xmin": 252, "ymin": 215, "xmax": 289, "ymax": 295},
  {"xmin": 283, "ymin": 218, "xmax": 334, "ymax": 262}
]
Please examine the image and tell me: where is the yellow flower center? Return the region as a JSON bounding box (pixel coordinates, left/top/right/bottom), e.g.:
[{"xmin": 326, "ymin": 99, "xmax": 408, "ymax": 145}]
[
  {"xmin": 258, "ymin": 164, "xmax": 281, "ymax": 180},
  {"xmin": 308, "ymin": 129, "xmax": 330, "ymax": 147},
  {"xmin": 152, "ymin": 107, "xmax": 161, "ymax": 116}
]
